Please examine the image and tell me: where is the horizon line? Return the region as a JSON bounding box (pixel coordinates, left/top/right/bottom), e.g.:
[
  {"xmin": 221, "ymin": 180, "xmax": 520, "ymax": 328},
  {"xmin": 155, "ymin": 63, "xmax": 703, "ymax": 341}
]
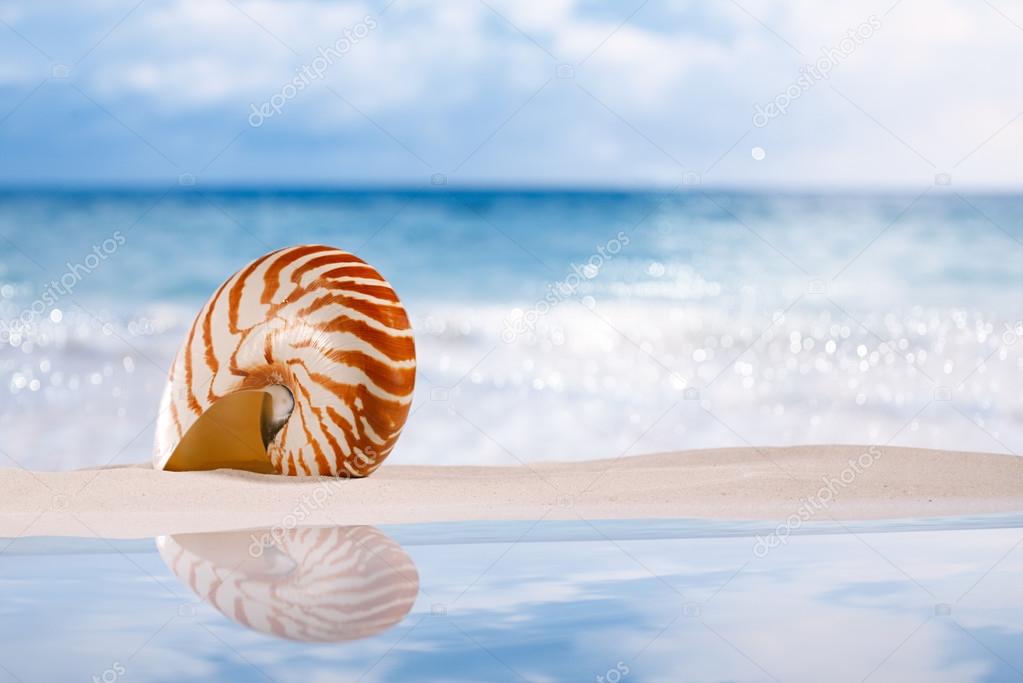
[{"xmin": 0, "ymin": 181, "xmax": 1020, "ymax": 197}]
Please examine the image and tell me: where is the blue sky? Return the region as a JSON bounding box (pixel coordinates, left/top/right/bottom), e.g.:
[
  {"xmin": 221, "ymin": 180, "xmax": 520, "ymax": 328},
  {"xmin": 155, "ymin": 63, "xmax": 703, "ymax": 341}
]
[{"xmin": 0, "ymin": 0, "xmax": 1020, "ymax": 188}]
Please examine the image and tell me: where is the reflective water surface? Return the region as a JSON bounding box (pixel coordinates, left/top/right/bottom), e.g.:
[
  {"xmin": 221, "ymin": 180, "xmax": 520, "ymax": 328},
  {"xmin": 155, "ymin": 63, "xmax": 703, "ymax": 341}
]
[
  {"xmin": 1, "ymin": 517, "xmax": 1021, "ymax": 682},
  {"xmin": 157, "ymin": 526, "xmax": 419, "ymax": 642}
]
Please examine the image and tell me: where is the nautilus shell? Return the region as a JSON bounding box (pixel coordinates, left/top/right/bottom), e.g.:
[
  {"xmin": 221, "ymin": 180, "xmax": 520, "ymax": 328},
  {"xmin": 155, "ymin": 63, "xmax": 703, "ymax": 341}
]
[
  {"xmin": 157, "ymin": 526, "xmax": 420, "ymax": 641},
  {"xmin": 153, "ymin": 245, "xmax": 416, "ymax": 477}
]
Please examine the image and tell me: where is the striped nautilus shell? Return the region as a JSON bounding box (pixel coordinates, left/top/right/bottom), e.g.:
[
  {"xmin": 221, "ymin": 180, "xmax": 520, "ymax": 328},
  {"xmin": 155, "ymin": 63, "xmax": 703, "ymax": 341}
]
[
  {"xmin": 157, "ymin": 526, "xmax": 420, "ymax": 641},
  {"xmin": 153, "ymin": 245, "xmax": 415, "ymax": 477}
]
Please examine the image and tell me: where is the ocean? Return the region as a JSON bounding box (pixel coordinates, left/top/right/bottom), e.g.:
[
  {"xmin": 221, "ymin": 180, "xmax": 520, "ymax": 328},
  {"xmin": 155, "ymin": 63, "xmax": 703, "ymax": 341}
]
[{"xmin": 0, "ymin": 188, "xmax": 1020, "ymax": 470}]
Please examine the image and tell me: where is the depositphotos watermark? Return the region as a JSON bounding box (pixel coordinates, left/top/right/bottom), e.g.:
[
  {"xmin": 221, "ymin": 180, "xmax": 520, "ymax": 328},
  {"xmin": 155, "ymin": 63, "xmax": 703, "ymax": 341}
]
[
  {"xmin": 501, "ymin": 230, "xmax": 630, "ymax": 343},
  {"xmin": 753, "ymin": 15, "xmax": 882, "ymax": 128},
  {"xmin": 0, "ymin": 232, "xmax": 127, "ymax": 343},
  {"xmin": 247, "ymin": 472, "xmax": 352, "ymax": 557},
  {"xmin": 1002, "ymin": 320, "xmax": 1022, "ymax": 346},
  {"xmin": 91, "ymin": 661, "xmax": 126, "ymax": 683},
  {"xmin": 752, "ymin": 446, "xmax": 883, "ymax": 558},
  {"xmin": 249, "ymin": 16, "xmax": 377, "ymax": 127},
  {"xmin": 595, "ymin": 661, "xmax": 630, "ymax": 683}
]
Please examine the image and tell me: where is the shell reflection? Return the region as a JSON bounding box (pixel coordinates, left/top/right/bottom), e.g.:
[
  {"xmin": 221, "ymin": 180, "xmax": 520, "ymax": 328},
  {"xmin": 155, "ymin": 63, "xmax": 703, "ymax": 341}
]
[{"xmin": 157, "ymin": 525, "xmax": 419, "ymax": 642}]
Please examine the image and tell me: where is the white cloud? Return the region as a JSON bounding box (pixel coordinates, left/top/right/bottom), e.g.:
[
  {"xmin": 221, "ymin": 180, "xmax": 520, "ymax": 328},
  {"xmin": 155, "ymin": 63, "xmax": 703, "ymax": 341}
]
[{"xmin": 0, "ymin": 0, "xmax": 1019, "ymax": 186}]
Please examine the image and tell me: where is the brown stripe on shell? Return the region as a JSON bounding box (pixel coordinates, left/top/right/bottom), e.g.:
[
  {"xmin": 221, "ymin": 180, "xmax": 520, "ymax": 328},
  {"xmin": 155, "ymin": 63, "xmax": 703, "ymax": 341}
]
[
  {"xmin": 289, "ymin": 251, "xmax": 368, "ymax": 287},
  {"xmin": 260, "ymin": 245, "xmax": 335, "ymax": 306},
  {"xmin": 290, "ymin": 341, "xmax": 414, "ymax": 397},
  {"xmin": 321, "ymin": 264, "xmax": 386, "ymax": 281},
  {"xmin": 313, "ymin": 316, "xmax": 415, "ymax": 363},
  {"xmin": 183, "ymin": 315, "xmax": 203, "ymax": 416},
  {"xmin": 201, "ymin": 277, "xmax": 233, "ymax": 403},
  {"xmin": 228, "ymin": 248, "xmax": 286, "ymax": 335},
  {"xmin": 297, "ymin": 292, "xmax": 410, "ymax": 331}
]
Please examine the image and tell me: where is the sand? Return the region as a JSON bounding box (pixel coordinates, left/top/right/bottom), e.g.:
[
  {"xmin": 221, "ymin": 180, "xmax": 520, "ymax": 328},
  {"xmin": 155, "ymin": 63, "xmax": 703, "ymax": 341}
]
[{"xmin": 0, "ymin": 445, "xmax": 1020, "ymax": 539}]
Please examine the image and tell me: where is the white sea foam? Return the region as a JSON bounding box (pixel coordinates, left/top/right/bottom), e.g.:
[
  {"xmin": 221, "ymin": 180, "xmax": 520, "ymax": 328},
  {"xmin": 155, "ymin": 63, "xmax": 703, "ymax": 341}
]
[
  {"xmin": 1, "ymin": 296, "xmax": 1018, "ymax": 471},
  {"xmin": 0, "ymin": 191, "xmax": 1019, "ymax": 470}
]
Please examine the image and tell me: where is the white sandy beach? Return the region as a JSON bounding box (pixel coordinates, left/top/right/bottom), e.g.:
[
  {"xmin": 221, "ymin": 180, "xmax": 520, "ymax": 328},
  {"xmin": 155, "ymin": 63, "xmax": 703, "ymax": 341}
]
[{"xmin": 0, "ymin": 445, "xmax": 1020, "ymax": 539}]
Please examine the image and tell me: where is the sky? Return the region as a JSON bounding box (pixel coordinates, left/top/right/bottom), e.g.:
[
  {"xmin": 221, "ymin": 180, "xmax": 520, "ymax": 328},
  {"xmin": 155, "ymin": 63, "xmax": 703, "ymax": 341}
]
[{"xmin": 0, "ymin": 0, "xmax": 1021, "ymax": 188}]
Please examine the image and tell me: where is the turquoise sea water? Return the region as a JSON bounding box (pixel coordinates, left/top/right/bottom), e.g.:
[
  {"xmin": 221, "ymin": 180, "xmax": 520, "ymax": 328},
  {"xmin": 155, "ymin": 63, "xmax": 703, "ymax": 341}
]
[
  {"xmin": 0, "ymin": 189, "xmax": 1020, "ymax": 469},
  {"xmin": 1, "ymin": 516, "xmax": 1021, "ymax": 682}
]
